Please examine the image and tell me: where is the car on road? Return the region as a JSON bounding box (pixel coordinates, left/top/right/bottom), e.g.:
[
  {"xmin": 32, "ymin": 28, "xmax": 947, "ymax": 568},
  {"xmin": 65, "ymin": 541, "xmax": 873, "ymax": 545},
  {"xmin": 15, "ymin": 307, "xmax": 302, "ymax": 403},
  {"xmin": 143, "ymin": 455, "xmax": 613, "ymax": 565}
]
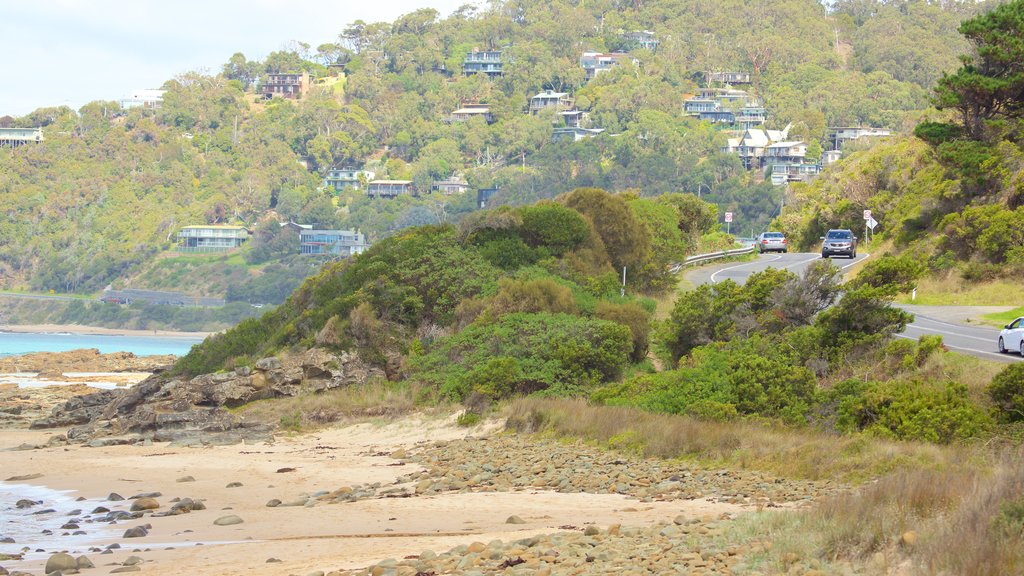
[
  {"xmin": 756, "ymin": 231, "xmax": 788, "ymax": 253},
  {"xmin": 820, "ymin": 229, "xmax": 857, "ymax": 259},
  {"xmin": 998, "ymin": 317, "xmax": 1024, "ymax": 356}
]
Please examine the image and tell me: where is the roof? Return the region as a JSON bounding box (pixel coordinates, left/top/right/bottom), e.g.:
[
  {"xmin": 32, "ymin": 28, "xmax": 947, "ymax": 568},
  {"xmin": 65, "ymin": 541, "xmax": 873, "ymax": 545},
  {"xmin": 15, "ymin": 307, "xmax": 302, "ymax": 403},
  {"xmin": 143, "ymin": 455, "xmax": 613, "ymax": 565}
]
[
  {"xmin": 767, "ymin": 141, "xmax": 805, "ymax": 149},
  {"xmin": 533, "ymin": 91, "xmax": 568, "ymax": 98},
  {"xmin": 181, "ymin": 225, "xmax": 247, "ymax": 230},
  {"xmin": 452, "ymin": 107, "xmax": 491, "ymax": 114},
  {"xmin": 433, "ymin": 179, "xmax": 469, "ymax": 186},
  {"xmin": 369, "ymin": 180, "xmax": 413, "ymax": 185}
]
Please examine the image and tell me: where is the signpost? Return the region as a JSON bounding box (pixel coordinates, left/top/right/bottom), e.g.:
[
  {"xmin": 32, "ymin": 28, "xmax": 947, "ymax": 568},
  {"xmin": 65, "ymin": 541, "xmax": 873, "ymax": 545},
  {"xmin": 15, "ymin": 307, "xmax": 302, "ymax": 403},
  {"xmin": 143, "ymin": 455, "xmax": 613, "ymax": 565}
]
[
  {"xmin": 724, "ymin": 211, "xmax": 733, "ymax": 235},
  {"xmin": 863, "ymin": 210, "xmax": 874, "ymax": 243}
]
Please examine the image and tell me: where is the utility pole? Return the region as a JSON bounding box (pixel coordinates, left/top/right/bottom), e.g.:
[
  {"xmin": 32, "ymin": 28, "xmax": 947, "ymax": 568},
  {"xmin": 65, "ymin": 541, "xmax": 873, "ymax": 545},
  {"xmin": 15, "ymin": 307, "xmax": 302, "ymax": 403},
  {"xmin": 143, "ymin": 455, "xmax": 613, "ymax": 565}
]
[{"xmin": 620, "ymin": 267, "xmax": 626, "ymax": 297}]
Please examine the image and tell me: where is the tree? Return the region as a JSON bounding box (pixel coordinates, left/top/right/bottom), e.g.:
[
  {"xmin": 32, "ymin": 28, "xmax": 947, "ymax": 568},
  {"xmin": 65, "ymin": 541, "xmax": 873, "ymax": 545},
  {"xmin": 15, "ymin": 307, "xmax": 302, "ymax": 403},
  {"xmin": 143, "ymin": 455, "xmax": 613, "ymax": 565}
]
[
  {"xmin": 222, "ymin": 53, "xmax": 260, "ymax": 89},
  {"xmin": 934, "ymin": 0, "xmax": 1024, "ymax": 139},
  {"xmin": 562, "ymin": 188, "xmax": 650, "ymax": 274}
]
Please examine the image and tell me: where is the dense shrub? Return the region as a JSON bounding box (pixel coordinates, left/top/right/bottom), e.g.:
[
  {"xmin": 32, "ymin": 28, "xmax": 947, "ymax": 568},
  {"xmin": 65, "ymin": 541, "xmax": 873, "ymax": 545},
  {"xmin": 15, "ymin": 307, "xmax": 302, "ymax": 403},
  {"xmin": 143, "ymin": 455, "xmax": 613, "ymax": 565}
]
[
  {"xmin": 913, "ymin": 121, "xmax": 963, "ymax": 146},
  {"xmin": 596, "ymin": 336, "xmax": 817, "ymax": 425},
  {"xmin": 412, "ymin": 313, "xmax": 632, "ymax": 402},
  {"xmin": 518, "ymin": 202, "xmax": 590, "ymax": 256},
  {"xmin": 488, "ymin": 277, "xmax": 579, "ymax": 316},
  {"xmin": 989, "ymin": 363, "xmax": 1024, "ymax": 422},
  {"xmin": 848, "ymin": 254, "xmax": 925, "ymax": 294},
  {"xmin": 833, "ymin": 379, "xmax": 992, "ymax": 443},
  {"xmin": 595, "ymin": 301, "xmax": 652, "ymax": 362}
]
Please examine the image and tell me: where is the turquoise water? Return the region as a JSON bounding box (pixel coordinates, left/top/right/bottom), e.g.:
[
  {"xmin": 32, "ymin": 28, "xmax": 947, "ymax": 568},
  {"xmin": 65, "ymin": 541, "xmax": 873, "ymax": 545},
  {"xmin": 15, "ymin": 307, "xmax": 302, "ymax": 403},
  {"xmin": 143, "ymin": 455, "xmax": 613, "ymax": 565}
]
[{"xmin": 0, "ymin": 331, "xmax": 204, "ymax": 357}]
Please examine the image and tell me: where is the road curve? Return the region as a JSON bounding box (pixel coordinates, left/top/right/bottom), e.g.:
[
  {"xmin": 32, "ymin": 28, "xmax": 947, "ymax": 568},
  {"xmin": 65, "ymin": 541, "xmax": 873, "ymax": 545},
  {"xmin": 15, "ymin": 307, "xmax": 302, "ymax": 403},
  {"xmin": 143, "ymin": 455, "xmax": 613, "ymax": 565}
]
[{"xmin": 685, "ymin": 252, "xmax": 1021, "ymax": 364}]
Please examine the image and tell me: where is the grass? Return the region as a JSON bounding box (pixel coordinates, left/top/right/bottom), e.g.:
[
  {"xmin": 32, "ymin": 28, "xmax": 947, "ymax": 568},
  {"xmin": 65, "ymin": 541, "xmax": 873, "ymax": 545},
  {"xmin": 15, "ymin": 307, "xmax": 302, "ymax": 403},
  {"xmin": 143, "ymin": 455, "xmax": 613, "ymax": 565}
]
[
  {"xmin": 715, "ymin": 454, "xmax": 1024, "ymax": 575},
  {"xmin": 896, "ymin": 274, "xmax": 1019, "ymax": 306},
  {"xmin": 232, "ymin": 380, "xmax": 430, "ymax": 431},
  {"xmin": 503, "ymin": 397, "xmax": 965, "ymax": 484},
  {"xmin": 984, "ymin": 306, "xmax": 1024, "ymax": 328}
]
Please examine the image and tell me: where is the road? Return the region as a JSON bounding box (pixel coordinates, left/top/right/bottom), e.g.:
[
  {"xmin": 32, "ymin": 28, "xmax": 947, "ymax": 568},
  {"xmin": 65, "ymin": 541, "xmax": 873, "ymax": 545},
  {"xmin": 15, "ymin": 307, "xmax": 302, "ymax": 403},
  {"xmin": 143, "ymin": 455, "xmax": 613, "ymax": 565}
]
[{"xmin": 686, "ymin": 252, "xmax": 1021, "ymax": 364}]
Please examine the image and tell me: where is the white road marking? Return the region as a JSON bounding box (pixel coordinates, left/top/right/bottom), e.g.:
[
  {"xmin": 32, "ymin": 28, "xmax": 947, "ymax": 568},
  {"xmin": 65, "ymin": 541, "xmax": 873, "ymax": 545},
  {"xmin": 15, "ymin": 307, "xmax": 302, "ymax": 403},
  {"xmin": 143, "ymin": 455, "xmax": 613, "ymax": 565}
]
[
  {"xmin": 710, "ymin": 254, "xmax": 782, "ymax": 283},
  {"xmin": 839, "ymin": 252, "xmax": 869, "ymax": 270},
  {"xmin": 895, "ymin": 333, "xmax": 1018, "ymax": 361},
  {"xmin": 781, "ymin": 253, "xmax": 823, "ymax": 270},
  {"xmin": 903, "ymin": 324, "xmax": 997, "ymax": 343}
]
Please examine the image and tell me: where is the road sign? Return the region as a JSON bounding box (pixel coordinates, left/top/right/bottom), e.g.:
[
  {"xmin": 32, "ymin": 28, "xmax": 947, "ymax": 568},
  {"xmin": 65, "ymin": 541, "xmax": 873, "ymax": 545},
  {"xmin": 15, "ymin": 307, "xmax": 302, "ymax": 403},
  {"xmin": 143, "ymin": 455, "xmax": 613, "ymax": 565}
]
[
  {"xmin": 863, "ymin": 209, "xmax": 872, "ymax": 220},
  {"xmin": 867, "ymin": 217, "xmax": 878, "ymax": 230},
  {"xmin": 724, "ymin": 212, "xmax": 733, "ymax": 223}
]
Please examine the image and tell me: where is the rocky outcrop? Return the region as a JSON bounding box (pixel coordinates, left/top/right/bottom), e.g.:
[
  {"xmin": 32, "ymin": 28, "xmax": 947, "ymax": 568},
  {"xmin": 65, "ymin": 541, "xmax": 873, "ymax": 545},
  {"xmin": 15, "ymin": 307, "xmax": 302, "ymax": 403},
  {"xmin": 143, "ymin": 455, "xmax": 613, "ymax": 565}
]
[
  {"xmin": 33, "ymin": 348, "xmax": 384, "ymax": 445},
  {"xmin": 0, "ymin": 348, "xmax": 176, "ymax": 373}
]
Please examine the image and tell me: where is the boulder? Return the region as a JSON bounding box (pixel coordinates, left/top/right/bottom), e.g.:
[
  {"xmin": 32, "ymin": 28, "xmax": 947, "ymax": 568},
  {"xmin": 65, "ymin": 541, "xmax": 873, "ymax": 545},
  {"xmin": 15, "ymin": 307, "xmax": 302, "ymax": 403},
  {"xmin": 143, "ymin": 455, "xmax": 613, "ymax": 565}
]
[
  {"xmin": 44, "ymin": 553, "xmax": 77, "ymax": 574},
  {"xmin": 129, "ymin": 498, "xmax": 159, "ymax": 512},
  {"xmin": 214, "ymin": 515, "xmax": 243, "ymax": 526}
]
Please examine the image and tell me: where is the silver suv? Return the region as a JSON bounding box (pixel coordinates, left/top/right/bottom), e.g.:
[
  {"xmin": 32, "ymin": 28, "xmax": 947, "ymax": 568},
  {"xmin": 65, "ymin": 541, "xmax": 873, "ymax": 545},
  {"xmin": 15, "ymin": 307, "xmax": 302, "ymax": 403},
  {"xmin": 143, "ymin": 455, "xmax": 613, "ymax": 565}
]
[{"xmin": 820, "ymin": 229, "xmax": 857, "ymax": 259}]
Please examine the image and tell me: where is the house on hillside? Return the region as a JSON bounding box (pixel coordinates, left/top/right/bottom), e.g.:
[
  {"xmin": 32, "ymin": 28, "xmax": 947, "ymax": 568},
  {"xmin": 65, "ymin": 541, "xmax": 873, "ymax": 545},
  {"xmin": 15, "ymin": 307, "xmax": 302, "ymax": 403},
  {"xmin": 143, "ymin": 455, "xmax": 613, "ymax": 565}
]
[
  {"xmin": 366, "ymin": 180, "xmax": 414, "ymax": 198},
  {"xmin": 299, "ymin": 229, "xmax": 368, "ymax": 256},
  {"xmin": 431, "ymin": 178, "xmax": 469, "ymax": 195},
  {"xmin": 559, "ymin": 109, "xmax": 589, "ymax": 128},
  {"xmin": 684, "ymin": 88, "xmax": 765, "ymax": 128},
  {"xmin": 120, "ymin": 89, "xmax": 166, "ymax": 110},
  {"xmin": 770, "ymin": 162, "xmax": 822, "ymax": 186},
  {"xmin": 828, "ymin": 126, "xmax": 891, "ymax": 149},
  {"xmin": 622, "ymin": 30, "xmax": 659, "ymax": 51},
  {"xmin": 552, "ymin": 127, "xmax": 605, "ymax": 142},
  {"xmin": 530, "ymin": 90, "xmax": 573, "ymax": 114},
  {"xmin": 706, "ymin": 71, "xmax": 751, "ymax": 85},
  {"xmin": 723, "ymin": 126, "xmax": 790, "ymax": 169},
  {"xmin": 477, "ymin": 187, "xmax": 499, "ymax": 209},
  {"xmin": 262, "ymin": 72, "xmax": 312, "ymax": 100},
  {"xmin": 463, "ymin": 50, "xmax": 503, "ymax": 77},
  {"xmin": 822, "ymin": 149, "xmax": 843, "ymax": 166},
  {"xmin": 324, "ymin": 168, "xmax": 375, "ymax": 192},
  {"xmin": 580, "ymin": 52, "xmax": 635, "ymax": 80},
  {"xmin": 0, "ymin": 127, "xmax": 43, "ymax": 148},
  {"xmin": 450, "ymin": 102, "xmax": 495, "ymax": 123},
  {"xmin": 177, "ymin": 225, "xmax": 249, "ymax": 253}
]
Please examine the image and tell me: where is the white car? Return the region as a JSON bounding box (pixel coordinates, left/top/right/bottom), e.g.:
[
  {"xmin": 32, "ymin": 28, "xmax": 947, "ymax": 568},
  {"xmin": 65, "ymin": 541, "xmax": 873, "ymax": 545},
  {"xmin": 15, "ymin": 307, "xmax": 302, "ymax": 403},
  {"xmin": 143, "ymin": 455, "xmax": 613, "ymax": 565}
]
[{"xmin": 998, "ymin": 317, "xmax": 1024, "ymax": 355}]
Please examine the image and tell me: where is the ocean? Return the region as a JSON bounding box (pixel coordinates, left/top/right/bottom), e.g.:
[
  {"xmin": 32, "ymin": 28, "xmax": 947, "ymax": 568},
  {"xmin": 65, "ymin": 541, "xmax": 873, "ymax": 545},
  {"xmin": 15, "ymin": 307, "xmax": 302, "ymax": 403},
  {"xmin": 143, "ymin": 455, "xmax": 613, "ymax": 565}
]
[{"xmin": 0, "ymin": 331, "xmax": 205, "ymax": 358}]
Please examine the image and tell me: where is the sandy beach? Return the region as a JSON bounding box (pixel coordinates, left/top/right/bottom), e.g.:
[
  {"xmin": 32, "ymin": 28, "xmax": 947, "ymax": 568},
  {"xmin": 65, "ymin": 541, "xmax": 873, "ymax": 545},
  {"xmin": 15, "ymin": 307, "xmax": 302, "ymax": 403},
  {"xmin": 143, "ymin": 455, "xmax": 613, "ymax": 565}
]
[
  {"xmin": 0, "ymin": 324, "xmax": 211, "ymax": 339},
  {"xmin": 0, "ymin": 416, "xmax": 751, "ymax": 576}
]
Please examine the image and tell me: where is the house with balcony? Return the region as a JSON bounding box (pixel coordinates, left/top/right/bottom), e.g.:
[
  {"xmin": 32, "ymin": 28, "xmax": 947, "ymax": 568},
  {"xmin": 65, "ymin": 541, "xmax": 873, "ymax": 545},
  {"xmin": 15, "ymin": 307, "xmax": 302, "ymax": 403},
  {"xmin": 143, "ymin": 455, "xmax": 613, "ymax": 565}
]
[
  {"xmin": 770, "ymin": 162, "xmax": 822, "ymax": 186},
  {"xmin": 324, "ymin": 168, "xmax": 375, "ymax": 192},
  {"xmin": 120, "ymin": 89, "xmax": 166, "ymax": 110},
  {"xmin": 553, "ymin": 127, "xmax": 605, "ymax": 142},
  {"xmin": 366, "ymin": 180, "xmax": 414, "ymax": 198},
  {"xmin": 706, "ymin": 71, "xmax": 751, "ymax": 85},
  {"xmin": 684, "ymin": 88, "xmax": 765, "ymax": 128},
  {"xmin": 450, "ymin": 102, "xmax": 494, "ymax": 123},
  {"xmin": 262, "ymin": 72, "xmax": 312, "ymax": 100},
  {"xmin": 530, "ymin": 90, "xmax": 573, "ymax": 114},
  {"xmin": 822, "ymin": 149, "xmax": 843, "ymax": 166},
  {"xmin": 559, "ymin": 110, "xmax": 589, "ymax": 128},
  {"xmin": 828, "ymin": 126, "xmax": 891, "ymax": 149},
  {"xmin": 723, "ymin": 125, "xmax": 791, "ymax": 169},
  {"xmin": 580, "ymin": 52, "xmax": 635, "ymax": 80},
  {"xmin": 177, "ymin": 225, "xmax": 249, "ymax": 253},
  {"xmin": 0, "ymin": 127, "xmax": 43, "ymax": 148},
  {"xmin": 299, "ymin": 229, "xmax": 368, "ymax": 256},
  {"xmin": 463, "ymin": 50, "xmax": 503, "ymax": 77},
  {"xmin": 431, "ymin": 178, "xmax": 469, "ymax": 195},
  {"xmin": 764, "ymin": 141, "xmax": 808, "ymax": 164},
  {"xmin": 622, "ymin": 30, "xmax": 659, "ymax": 51}
]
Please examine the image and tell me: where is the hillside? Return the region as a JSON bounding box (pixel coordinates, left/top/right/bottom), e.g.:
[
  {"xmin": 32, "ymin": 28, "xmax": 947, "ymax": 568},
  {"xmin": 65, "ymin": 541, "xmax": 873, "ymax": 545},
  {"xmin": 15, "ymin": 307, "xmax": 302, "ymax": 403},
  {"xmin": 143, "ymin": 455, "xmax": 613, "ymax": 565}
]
[{"xmin": 0, "ymin": 0, "xmax": 996, "ymax": 299}]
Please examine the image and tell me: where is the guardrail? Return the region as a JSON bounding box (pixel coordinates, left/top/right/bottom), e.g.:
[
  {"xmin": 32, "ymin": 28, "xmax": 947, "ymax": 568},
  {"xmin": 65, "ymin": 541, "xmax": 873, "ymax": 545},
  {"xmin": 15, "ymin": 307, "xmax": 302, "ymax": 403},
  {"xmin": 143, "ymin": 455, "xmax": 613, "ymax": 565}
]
[{"xmin": 669, "ymin": 244, "xmax": 756, "ymax": 274}]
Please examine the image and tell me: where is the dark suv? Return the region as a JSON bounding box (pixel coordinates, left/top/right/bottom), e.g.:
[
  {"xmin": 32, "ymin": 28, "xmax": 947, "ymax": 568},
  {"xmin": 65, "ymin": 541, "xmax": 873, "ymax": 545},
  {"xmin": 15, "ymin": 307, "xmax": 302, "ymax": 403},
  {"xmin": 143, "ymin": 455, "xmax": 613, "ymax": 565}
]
[{"xmin": 820, "ymin": 229, "xmax": 857, "ymax": 259}]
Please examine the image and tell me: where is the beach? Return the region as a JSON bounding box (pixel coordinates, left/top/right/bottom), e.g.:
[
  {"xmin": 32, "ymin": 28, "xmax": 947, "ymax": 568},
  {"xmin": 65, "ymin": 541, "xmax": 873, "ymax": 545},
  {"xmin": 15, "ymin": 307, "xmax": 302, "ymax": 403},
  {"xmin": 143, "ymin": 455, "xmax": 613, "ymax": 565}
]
[{"xmin": 0, "ymin": 419, "xmax": 756, "ymax": 576}]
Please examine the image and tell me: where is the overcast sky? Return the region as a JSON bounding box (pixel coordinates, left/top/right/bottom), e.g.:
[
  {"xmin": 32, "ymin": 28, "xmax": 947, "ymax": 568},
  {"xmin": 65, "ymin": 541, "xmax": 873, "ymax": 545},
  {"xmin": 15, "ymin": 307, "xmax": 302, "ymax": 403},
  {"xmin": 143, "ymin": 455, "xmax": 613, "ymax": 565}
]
[{"xmin": 1, "ymin": 0, "xmax": 470, "ymax": 117}]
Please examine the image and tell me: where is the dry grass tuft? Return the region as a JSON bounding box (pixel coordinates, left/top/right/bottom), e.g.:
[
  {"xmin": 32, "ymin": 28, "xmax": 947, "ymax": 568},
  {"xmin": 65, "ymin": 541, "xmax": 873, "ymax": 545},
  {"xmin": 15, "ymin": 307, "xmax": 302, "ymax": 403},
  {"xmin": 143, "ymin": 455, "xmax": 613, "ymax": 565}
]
[
  {"xmin": 504, "ymin": 397, "xmax": 962, "ymax": 482},
  {"xmin": 234, "ymin": 380, "xmax": 427, "ymax": 430}
]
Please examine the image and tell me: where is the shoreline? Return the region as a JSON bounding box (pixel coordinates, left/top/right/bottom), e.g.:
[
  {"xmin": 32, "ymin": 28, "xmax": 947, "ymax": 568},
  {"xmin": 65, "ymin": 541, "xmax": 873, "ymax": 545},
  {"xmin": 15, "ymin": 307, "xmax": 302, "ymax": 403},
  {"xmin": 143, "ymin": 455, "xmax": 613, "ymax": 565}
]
[{"xmin": 0, "ymin": 323, "xmax": 211, "ymax": 339}]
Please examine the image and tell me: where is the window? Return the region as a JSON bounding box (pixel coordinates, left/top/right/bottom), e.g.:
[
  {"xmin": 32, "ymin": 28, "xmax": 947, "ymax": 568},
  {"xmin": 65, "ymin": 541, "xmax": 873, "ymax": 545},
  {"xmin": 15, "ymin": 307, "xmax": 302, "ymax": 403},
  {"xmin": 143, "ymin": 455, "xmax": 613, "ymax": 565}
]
[
  {"xmin": 827, "ymin": 231, "xmax": 852, "ymax": 240},
  {"xmin": 1010, "ymin": 319, "xmax": 1023, "ymax": 329}
]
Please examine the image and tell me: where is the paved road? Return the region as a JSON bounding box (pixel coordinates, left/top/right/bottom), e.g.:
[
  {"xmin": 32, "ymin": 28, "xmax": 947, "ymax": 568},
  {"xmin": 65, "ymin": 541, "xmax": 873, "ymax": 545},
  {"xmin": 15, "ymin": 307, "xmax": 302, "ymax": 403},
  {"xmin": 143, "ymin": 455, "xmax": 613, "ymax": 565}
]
[{"xmin": 686, "ymin": 252, "xmax": 1021, "ymax": 364}]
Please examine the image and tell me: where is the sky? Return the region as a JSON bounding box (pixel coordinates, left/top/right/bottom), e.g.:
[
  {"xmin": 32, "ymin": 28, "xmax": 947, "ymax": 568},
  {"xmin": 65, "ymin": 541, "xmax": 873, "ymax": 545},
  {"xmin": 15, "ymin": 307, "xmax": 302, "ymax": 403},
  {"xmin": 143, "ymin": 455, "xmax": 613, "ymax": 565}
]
[{"xmin": 0, "ymin": 0, "xmax": 471, "ymax": 117}]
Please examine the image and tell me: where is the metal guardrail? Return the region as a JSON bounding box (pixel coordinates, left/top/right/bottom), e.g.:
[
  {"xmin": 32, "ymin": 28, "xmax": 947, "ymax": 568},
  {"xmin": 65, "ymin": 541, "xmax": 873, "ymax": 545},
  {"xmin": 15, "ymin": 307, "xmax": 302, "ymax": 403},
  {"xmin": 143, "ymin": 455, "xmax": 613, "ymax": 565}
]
[{"xmin": 669, "ymin": 244, "xmax": 756, "ymax": 274}]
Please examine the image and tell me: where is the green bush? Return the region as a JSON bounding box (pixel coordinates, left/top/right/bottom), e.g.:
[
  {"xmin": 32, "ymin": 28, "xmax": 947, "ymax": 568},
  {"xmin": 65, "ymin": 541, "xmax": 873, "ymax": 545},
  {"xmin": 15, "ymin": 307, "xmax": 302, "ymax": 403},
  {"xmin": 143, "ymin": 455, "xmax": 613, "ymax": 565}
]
[
  {"xmin": 913, "ymin": 121, "xmax": 963, "ymax": 146},
  {"xmin": 518, "ymin": 202, "xmax": 590, "ymax": 256},
  {"xmin": 848, "ymin": 254, "xmax": 925, "ymax": 295},
  {"xmin": 989, "ymin": 363, "xmax": 1024, "ymax": 422},
  {"xmin": 835, "ymin": 379, "xmax": 992, "ymax": 443},
  {"xmin": 414, "ymin": 312, "xmax": 632, "ymax": 402}
]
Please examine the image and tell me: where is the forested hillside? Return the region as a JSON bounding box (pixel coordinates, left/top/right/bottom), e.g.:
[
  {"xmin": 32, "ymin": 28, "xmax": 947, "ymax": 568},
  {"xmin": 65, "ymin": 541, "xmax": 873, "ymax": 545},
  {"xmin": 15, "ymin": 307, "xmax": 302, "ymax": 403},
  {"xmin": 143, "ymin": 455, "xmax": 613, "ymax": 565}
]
[
  {"xmin": 778, "ymin": 0, "xmax": 1024, "ymax": 302},
  {"xmin": 0, "ymin": 0, "xmax": 994, "ymax": 295}
]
